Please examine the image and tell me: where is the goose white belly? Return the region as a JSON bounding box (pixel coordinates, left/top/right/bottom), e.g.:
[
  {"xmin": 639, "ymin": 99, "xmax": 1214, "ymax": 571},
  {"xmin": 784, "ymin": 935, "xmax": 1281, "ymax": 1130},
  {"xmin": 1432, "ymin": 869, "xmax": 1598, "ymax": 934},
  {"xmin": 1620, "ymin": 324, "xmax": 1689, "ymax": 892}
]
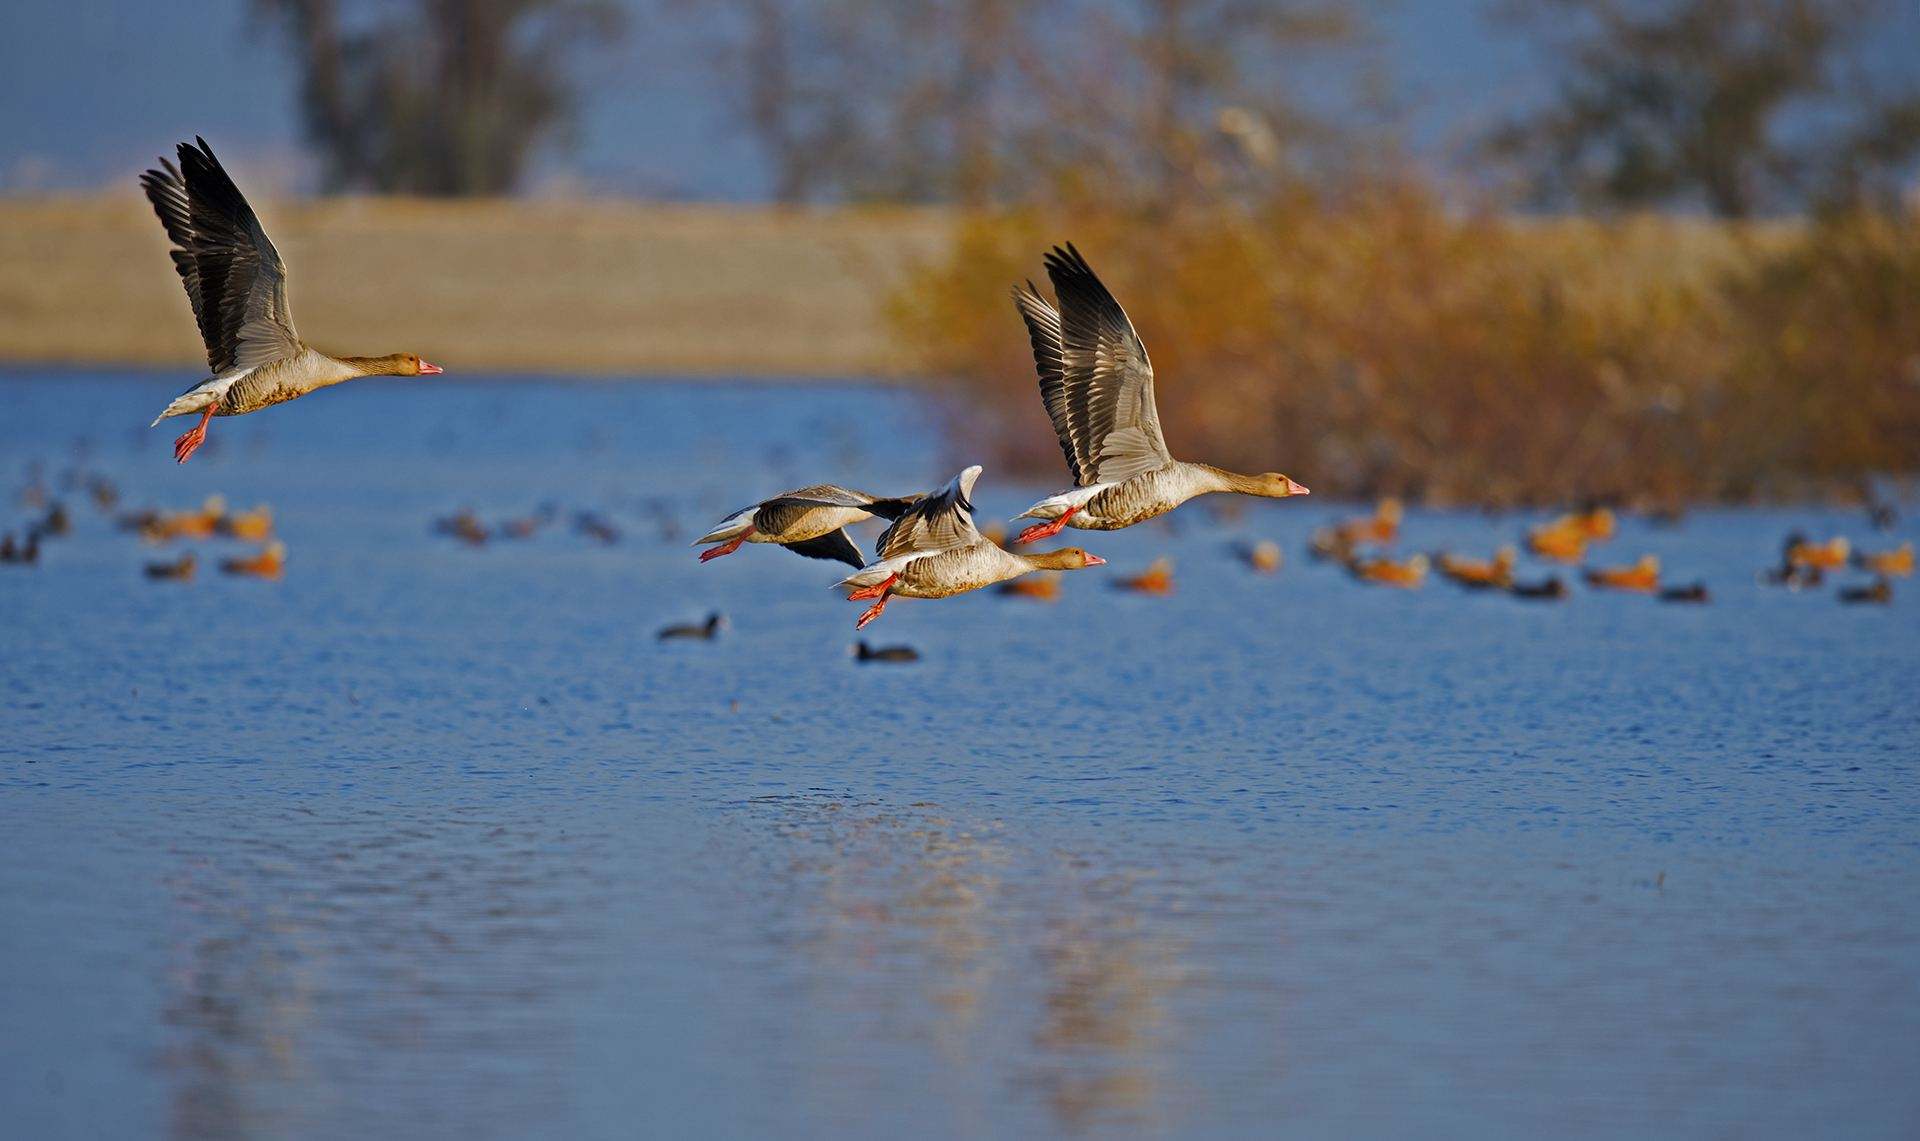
[
  {"xmin": 148, "ymin": 367, "xmax": 258, "ymax": 425},
  {"xmin": 1015, "ymin": 482, "xmax": 1116, "ymax": 523}
]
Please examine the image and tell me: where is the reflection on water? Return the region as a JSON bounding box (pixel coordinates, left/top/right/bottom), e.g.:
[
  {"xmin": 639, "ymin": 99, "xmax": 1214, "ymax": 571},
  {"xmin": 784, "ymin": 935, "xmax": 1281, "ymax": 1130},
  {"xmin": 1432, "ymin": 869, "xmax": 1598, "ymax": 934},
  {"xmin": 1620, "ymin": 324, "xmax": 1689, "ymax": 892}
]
[
  {"xmin": 158, "ymin": 808, "xmax": 610, "ymax": 1139},
  {"xmin": 1028, "ymin": 861, "xmax": 1186, "ymax": 1132},
  {"xmin": 743, "ymin": 795, "xmax": 1192, "ymax": 1133}
]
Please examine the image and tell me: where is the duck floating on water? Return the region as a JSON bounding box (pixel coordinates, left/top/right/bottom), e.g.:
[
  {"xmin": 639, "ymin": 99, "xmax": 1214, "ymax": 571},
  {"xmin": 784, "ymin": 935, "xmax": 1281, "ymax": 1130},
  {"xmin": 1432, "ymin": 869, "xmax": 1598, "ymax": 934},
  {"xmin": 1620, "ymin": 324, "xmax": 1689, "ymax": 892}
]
[
  {"xmin": 658, "ymin": 612, "xmax": 727, "ymax": 640},
  {"xmin": 139, "ymin": 495, "xmax": 228, "ymax": 543},
  {"xmin": 1323, "ymin": 499, "xmax": 1403, "ymax": 551},
  {"xmin": 1786, "ymin": 536, "xmax": 1850, "ymax": 571},
  {"xmin": 215, "ymin": 504, "xmax": 273, "ymax": 542},
  {"xmin": 144, "ymin": 552, "xmax": 197, "ymax": 581},
  {"xmin": 1434, "ymin": 546, "xmax": 1515, "ymax": 590},
  {"xmin": 1659, "ymin": 581, "xmax": 1710, "ymax": 604},
  {"xmin": 220, "ymin": 541, "xmax": 285, "ymax": 580},
  {"xmin": 575, "ymin": 512, "xmax": 621, "ymax": 545},
  {"xmin": 0, "ymin": 532, "xmax": 40, "ymax": 566},
  {"xmin": 1348, "ymin": 553, "xmax": 1428, "ymax": 589},
  {"xmin": 1007, "ymin": 245, "xmax": 1307, "ymax": 544},
  {"xmin": 1852, "ymin": 541, "xmax": 1912, "ymax": 578},
  {"xmin": 1114, "ymin": 557, "xmax": 1175, "ymax": 595},
  {"xmin": 836, "ymin": 466, "xmax": 1104, "ymax": 629},
  {"xmin": 1839, "ymin": 578, "xmax": 1893, "ymax": 605},
  {"xmin": 998, "ymin": 573, "xmax": 1061, "ymax": 601},
  {"xmin": 1237, "ymin": 540, "xmax": 1283, "ymax": 574},
  {"xmin": 1526, "ymin": 518, "xmax": 1591, "ymax": 563},
  {"xmin": 141, "ymin": 138, "xmax": 442, "ymax": 463},
  {"xmin": 695, "ymin": 485, "xmax": 921, "ymax": 568},
  {"xmin": 1509, "ymin": 576, "xmax": 1568, "ymax": 601},
  {"xmin": 851, "ymin": 640, "xmax": 920, "ymax": 664},
  {"xmin": 1583, "ymin": 555, "xmax": 1660, "ymax": 594},
  {"xmin": 434, "ymin": 509, "xmax": 490, "ymax": 547}
]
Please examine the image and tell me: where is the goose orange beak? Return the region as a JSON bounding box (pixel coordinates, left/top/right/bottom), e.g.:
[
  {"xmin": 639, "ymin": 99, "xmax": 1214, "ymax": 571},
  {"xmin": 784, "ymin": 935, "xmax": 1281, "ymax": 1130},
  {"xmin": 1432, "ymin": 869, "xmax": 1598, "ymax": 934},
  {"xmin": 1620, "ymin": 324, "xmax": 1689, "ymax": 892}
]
[
  {"xmin": 1284, "ymin": 477, "xmax": 1310, "ymax": 496},
  {"xmin": 1085, "ymin": 553, "xmax": 1107, "ymax": 566},
  {"xmin": 417, "ymin": 359, "xmax": 444, "ymax": 375}
]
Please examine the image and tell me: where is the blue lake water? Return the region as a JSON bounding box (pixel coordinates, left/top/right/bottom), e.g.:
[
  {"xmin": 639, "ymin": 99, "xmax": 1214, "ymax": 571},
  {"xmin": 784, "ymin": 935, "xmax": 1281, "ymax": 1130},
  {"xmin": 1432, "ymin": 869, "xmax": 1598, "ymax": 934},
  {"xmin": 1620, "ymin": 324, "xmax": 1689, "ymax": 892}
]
[{"xmin": 2, "ymin": 371, "xmax": 1917, "ymax": 1138}]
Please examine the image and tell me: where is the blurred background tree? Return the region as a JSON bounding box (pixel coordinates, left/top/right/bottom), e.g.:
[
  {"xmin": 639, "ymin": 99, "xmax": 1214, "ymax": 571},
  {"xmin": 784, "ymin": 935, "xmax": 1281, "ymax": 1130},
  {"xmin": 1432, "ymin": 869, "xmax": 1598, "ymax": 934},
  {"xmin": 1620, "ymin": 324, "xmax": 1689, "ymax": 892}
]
[
  {"xmin": 255, "ymin": 0, "xmax": 625, "ymax": 195},
  {"xmin": 683, "ymin": 0, "xmax": 1364, "ymax": 208},
  {"xmin": 1489, "ymin": 0, "xmax": 1920, "ymax": 217}
]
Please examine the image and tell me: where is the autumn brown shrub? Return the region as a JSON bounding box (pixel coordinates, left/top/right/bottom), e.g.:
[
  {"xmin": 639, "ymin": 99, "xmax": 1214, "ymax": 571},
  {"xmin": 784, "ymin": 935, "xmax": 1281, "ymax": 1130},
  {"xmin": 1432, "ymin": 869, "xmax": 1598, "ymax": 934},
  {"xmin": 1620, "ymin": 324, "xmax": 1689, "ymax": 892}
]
[{"xmin": 892, "ymin": 183, "xmax": 1920, "ymax": 505}]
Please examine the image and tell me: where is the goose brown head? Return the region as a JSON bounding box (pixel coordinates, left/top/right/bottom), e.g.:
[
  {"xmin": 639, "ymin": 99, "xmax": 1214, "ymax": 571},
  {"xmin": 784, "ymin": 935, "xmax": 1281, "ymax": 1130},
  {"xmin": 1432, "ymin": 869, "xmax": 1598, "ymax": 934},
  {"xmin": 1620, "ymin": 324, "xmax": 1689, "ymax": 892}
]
[
  {"xmin": 1027, "ymin": 547, "xmax": 1106, "ymax": 570},
  {"xmin": 345, "ymin": 353, "xmax": 445, "ymax": 377}
]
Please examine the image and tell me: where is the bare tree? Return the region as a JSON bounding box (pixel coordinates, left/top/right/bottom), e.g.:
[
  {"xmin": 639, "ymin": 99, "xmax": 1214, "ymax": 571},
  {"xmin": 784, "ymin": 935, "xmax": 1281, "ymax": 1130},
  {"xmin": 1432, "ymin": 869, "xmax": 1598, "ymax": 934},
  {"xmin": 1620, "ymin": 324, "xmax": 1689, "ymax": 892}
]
[
  {"xmin": 257, "ymin": 0, "xmax": 624, "ymax": 195},
  {"xmin": 685, "ymin": 0, "xmax": 1361, "ymax": 207},
  {"xmin": 1490, "ymin": 0, "xmax": 1917, "ymax": 217}
]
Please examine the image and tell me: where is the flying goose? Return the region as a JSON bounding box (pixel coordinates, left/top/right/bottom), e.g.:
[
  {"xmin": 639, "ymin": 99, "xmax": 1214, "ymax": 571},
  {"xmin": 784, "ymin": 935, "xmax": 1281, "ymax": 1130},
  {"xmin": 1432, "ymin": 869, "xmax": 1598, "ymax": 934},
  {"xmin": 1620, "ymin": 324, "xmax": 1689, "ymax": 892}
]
[
  {"xmin": 1008, "ymin": 244, "xmax": 1307, "ymax": 544},
  {"xmin": 141, "ymin": 138, "xmax": 443, "ymax": 463},
  {"xmin": 695, "ymin": 485, "xmax": 921, "ymax": 569},
  {"xmin": 835, "ymin": 466, "xmax": 1103, "ymax": 628}
]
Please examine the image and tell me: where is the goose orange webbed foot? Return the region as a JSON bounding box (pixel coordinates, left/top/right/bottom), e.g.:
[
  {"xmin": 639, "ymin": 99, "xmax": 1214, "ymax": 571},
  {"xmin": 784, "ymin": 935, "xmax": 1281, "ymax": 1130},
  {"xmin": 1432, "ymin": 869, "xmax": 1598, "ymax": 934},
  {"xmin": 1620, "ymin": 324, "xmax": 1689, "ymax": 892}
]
[
  {"xmin": 699, "ymin": 532, "xmax": 750, "ymax": 562},
  {"xmin": 1015, "ymin": 507, "xmax": 1077, "ymax": 545},
  {"xmin": 172, "ymin": 408, "xmax": 214, "ymax": 464},
  {"xmin": 855, "ymin": 594, "xmax": 892, "ymax": 628}
]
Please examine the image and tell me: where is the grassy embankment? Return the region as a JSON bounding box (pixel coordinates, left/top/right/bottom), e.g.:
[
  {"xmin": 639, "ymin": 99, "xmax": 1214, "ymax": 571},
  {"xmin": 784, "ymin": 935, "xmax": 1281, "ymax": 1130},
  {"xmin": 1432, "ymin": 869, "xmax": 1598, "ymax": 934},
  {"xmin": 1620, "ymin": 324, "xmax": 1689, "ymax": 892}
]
[{"xmin": 0, "ymin": 196, "xmax": 951, "ymax": 378}]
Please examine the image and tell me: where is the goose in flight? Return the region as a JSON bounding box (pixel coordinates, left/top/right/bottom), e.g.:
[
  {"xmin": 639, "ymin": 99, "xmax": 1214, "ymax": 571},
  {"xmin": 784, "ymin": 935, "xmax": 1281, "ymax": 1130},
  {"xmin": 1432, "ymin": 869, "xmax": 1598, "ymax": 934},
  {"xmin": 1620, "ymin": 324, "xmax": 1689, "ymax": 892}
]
[
  {"xmin": 835, "ymin": 466, "xmax": 1104, "ymax": 628},
  {"xmin": 1009, "ymin": 244, "xmax": 1307, "ymax": 544},
  {"xmin": 140, "ymin": 138, "xmax": 443, "ymax": 463},
  {"xmin": 694, "ymin": 485, "xmax": 922, "ymax": 568}
]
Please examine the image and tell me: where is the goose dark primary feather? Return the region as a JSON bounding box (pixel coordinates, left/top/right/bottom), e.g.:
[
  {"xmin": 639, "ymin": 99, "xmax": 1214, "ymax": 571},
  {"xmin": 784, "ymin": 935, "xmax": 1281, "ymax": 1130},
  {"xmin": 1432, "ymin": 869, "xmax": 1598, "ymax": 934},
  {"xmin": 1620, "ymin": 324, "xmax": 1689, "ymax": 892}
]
[
  {"xmin": 1010, "ymin": 244, "xmax": 1308, "ymax": 543},
  {"xmin": 140, "ymin": 137, "xmax": 443, "ymax": 463},
  {"xmin": 835, "ymin": 466, "xmax": 1105, "ymax": 629},
  {"xmin": 694, "ymin": 484, "xmax": 921, "ymax": 567}
]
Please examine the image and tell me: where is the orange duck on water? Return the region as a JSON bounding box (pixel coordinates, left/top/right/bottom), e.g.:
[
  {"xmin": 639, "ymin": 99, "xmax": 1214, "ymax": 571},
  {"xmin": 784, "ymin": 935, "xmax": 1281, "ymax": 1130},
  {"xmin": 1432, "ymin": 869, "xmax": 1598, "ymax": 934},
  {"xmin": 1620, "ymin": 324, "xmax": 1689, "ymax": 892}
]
[
  {"xmin": 1787, "ymin": 536, "xmax": 1850, "ymax": 571},
  {"xmin": 1434, "ymin": 546, "xmax": 1515, "ymax": 590},
  {"xmin": 998, "ymin": 572, "xmax": 1062, "ymax": 601},
  {"xmin": 1312, "ymin": 499, "xmax": 1402, "ymax": 560},
  {"xmin": 215, "ymin": 503, "xmax": 273, "ymax": 542},
  {"xmin": 1568, "ymin": 505, "xmax": 1616, "ymax": 541},
  {"xmin": 1348, "ymin": 553, "xmax": 1428, "ymax": 589},
  {"xmin": 1852, "ymin": 541, "xmax": 1913, "ymax": 578},
  {"xmin": 1526, "ymin": 519, "xmax": 1589, "ymax": 564},
  {"xmin": 141, "ymin": 495, "xmax": 227, "ymax": 543},
  {"xmin": 220, "ymin": 541, "xmax": 285, "ymax": 580},
  {"xmin": 435, "ymin": 509, "xmax": 490, "ymax": 547},
  {"xmin": 1583, "ymin": 554, "xmax": 1660, "ymax": 594},
  {"xmin": 1114, "ymin": 557, "xmax": 1175, "ymax": 595},
  {"xmin": 1236, "ymin": 540, "xmax": 1283, "ymax": 574}
]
